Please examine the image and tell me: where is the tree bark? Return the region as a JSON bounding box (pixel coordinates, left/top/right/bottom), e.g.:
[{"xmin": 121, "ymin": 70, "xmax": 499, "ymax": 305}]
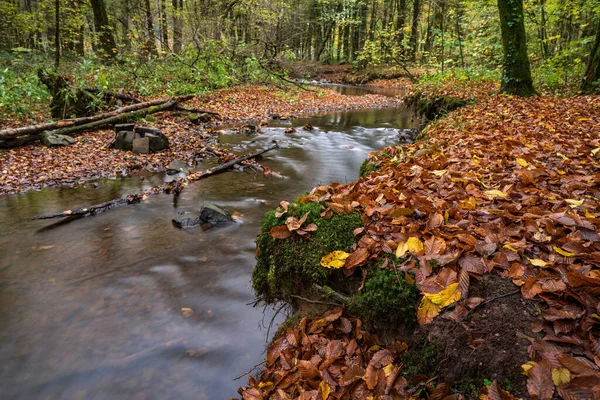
[
  {"xmin": 409, "ymin": 0, "xmax": 420, "ymax": 61},
  {"xmin": 90, "ymin": 0, "xmax": 117, "ymax": 58},
  {"xmin": 497, "ymin": 0, "xmax": 536, "ymax": 96},
  {"xmin": 160, "ymin": 0, "xmax": 169, "ymax": 52},
  {"xmin": 54, "ymin": 0, "xmax": 60, "ymax": 69},
  {"xmin": 581, "ymin": 23, "xmax": 600, "ymax": 94},
  {"xmin": 172, "ymin": 0, "xmax": 182, "ymax": 52},
  {"xmin": 143, "ymin": 0, "xmax": 158, "ymax": 56}
]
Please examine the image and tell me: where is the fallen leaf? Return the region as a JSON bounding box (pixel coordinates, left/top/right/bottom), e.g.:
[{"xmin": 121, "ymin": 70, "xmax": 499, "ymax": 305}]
[{"xmin": 320, "ymin": 251, "xmax": 350, "ymax": 269}]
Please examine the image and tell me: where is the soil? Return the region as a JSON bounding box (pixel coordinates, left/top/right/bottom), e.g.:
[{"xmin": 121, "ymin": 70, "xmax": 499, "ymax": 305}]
[{"xmin": 412, "ymin": 274, "xmax": 540, "ymax": 398}]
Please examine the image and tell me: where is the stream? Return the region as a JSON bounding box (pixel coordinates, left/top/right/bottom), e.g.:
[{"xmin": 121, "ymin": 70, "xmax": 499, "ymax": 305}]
[{"xmin": 0, "ymin": 87, "xmax": 417, "ymax": 399}]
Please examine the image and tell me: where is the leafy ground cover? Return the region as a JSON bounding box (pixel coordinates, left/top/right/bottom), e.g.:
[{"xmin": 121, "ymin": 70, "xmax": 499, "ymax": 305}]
[
  {"xmin": 0, "ymin": 84, "xmax": 399, "ymax": 195},
  {"xmin": 241, "ymin": 88, "xmax": 600, "ymax": 398}
]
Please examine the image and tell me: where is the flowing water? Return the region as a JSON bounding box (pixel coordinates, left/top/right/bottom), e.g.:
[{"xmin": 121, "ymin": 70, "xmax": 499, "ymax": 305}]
[{"xmin": 0, "ymin": 88, "xmax": 417, "ymax": 399}]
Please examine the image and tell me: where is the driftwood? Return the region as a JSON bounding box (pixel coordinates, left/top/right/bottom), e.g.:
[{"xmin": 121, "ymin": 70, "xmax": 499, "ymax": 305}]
[
  {"xmin": 32, "ymin": 143, "xmax": 279, "ymax": 220},
  {"xmin": 0, "ymin": 95, "xmax": 195, "ymax": 140}
]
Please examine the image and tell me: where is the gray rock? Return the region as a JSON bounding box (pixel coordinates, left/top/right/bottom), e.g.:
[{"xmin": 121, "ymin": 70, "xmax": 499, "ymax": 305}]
[
  {"xmin": 115, "ymin": 123, "xmax": 135, "ymax": 133},
  {"xmin": 172, "ymin": 216, "xmax": 201, "ymax": 229},
  {"xmin": 114, "ymin": 130, "xmax": 136, "ymax": 151},
  {"xmin": 41, "ymin": 132, "xmax": 75, "ymax": 147},
  {"xmin": 189, "ymin": 113, "xmax": 212, "ymax": 124},
  {"xmin": 146, "ymin": 132, "xmax": 169, "ymax": 152},
  {"xmin": 135, "ymin": 126, "xmax": 162, "ymax": 136},
  {"xmin": 132, "ymin": 137, "xmax": 150, "ymax": 154},
  {"xmin": 167, "ymin": 160, "xmax": 189, "ymax": 175},
  {"xmin": 200, "ymin": 202, "xmax": 234, "ymax": 225}
]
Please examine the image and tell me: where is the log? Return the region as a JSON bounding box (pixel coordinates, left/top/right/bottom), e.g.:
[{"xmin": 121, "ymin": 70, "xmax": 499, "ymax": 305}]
[
  {"xmin": 0, "ymin": 95, "xmax": 195, "ymax": 140},
  {"xmin": 83, "ymin": 88, "xmax": 142, "ymax": 104},
  {"xmin": 32, "ymin": 143, "xmax": 279, "ymax": 220}
]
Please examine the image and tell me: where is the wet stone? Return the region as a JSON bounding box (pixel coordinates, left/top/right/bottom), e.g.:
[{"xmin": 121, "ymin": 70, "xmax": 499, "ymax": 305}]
[
  {"xmin": 40, "ymin": 132, "xmax": 75, "ymax": 147},
  {"xmin": 199, "ymin": 202, "xmax": 235, "ymax": 225},
  {"xmin": 132, "ymin": 137, "xmax": 150, "ymax": 154}
]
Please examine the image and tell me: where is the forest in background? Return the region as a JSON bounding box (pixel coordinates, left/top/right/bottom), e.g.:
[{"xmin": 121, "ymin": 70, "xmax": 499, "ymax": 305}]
[{"xmin": 1, "ymin": 0, "xmax": 600, "ymax": 120}]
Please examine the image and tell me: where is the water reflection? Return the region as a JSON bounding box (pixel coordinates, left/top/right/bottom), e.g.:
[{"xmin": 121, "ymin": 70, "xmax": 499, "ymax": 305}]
[{"xmin": 0, "ymin": 102, "xmax": 417, "ymax": 399}]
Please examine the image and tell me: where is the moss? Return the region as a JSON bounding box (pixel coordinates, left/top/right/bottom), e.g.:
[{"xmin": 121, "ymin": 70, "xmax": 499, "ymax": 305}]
[
  {"xmin": 253, "ymin": 199, "xmax": 363, "ymax": 303},
  {"xmin": 358, "ymin": 159, "xmax": 377, "ymax": 177},
  {"xmin": 402, "ymin": 339, "xmax": 442, "ymax": 378},
  {"xmin": 350, "ymin": 256, "xmax": 419, "ymax": 329}
]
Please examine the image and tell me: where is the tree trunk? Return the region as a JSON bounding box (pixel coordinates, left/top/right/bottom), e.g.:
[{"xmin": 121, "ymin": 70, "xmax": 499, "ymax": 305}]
[
  {"xmin": 90, "ymin": 0, "xmax": 117, "ymax": 58},
  {"xmin": 497, "ymin": 0, "xmax": 536, "ymax": 96},
  {"xmin": 581, "ymin": 23, "xmax": 600, "ymax": 94},
  {"xmin": 54, "ymin": 0, "xmax": 60, "ymax": 69},
  {"xmin": 409, "ymin": 0, "xmax": 420, "ymax": 61},
  {"xmin": 160, "ymin": 0, "xmax": 169, "ymax": 52},
  {"xmin": 143, "ymin": 0, "xmax": 158, "ymax": 56},
  {"xmin": 396, "ymin": 0, "xmax": 406, "ymax": 46},
  {"xmin": 172, "ymin": 0, "xmax": 183, "ymax": 53}
]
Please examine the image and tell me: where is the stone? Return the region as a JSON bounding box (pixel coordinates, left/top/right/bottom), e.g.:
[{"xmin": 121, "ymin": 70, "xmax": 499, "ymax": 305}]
[
  {"xmin": 40, "ymin": 132, "xmax": 76, "ymax": 147},
  {"xmin": 199, "ymin": 202, "xmax": 235, "ymax": 225},
  {"xmin": 146, "ymin": 132, "xmax": 169, "ymax": 152},
  {"xmin": 172, "ymin": 216, "xmax": 201, "ymax": 229},
  {"xmin": 132, "ymin": 137, "xmax": 150, "ymax": 154},
  {"xmin": 114, "ymin": 123, "xmax": 135, "ymax": 133},
  {"xmin": 135, "ymin": 126, "xmax": 162, "ymax": 136},
  {"xmin": 114, "ymin": 130, "xmax": 137, "ymax": 151},
  {"xmin": 189, "ymin": 113, "xmax": 212, "ymax": 124},
  {"xmin": 167, "ymin": 160, "xmax": 189, "ymax": 175}
]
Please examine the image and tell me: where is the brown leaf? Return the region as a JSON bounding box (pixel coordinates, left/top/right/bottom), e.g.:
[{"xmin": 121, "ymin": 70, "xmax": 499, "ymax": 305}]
[
  {"xmin": 557, "ymin": 353, "xmax": 599, "ymax": 376},
  {"xmin": 527, "ymin": 359, "xmax": 555, "ymax": 400},
  {"xmin": 297, "ymin": 360, "xmax": 320, "ymax": 379},
  {"xmin": 269, "ymin": 225, "xmax": 292, "ymax": 239},
  {"xmin": 345, "ymin": 247, "xmax": 370, "ymax": 269}
]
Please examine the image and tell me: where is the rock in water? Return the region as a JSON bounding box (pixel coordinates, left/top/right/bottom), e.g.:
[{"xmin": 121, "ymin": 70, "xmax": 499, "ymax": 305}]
[
  {"xmin": 172, "ymin": 216, "xmax": 201, "ymax": 229},
  {"xmin": 167, "ymin": 160, "xmax": 189, "ymax": 175},
  {"xmin": 40, "ymin": 132, "xmax": 76, "ymax": 147},
  {"xmin": 200, "ymin": 202, "xmax": 235, "ymax": 225}
]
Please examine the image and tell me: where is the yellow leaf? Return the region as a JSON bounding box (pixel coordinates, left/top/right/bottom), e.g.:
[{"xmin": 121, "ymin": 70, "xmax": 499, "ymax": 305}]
[
  {"xmin": 553, "ymin": 246, "xmax": 575, "ymax": 257},
  {"xmin": 552, "ymin": 367, "xmax": 571, "ymax": 386},
  {"xmin": 406, "ymin": 237, "xmax": 424, "ymax": 253},
  {"xmin": 395, "ymin": 241, "xmax": 408, "ymax": 258},
  {"xmin": 485, "ymin": 189, "xmax": 508, "ymax": 200},
  {"xmin": 319, "ymin": 381, "xmax": 330, "ymax": 399},
  {"xmin": 591, "ymin": 147, "xmax": 600, "ymax": 157},
  {"xmin": 383, "ymin": 364, "xmax": 394, "ymax": 377},
  {"xmin": 586, "ymin": 210, "xmax": 596, "ymax": 219},
  {"xmin": 417, "ymin": 297, "xmax": 441, "ymax": 325},
  {"xmin": 432, "ymin": 169, "xmax": 447, "ymax": 176},
  {"xmin": 320, "ymin": 251, "xmax": 350, "ymax": 269},
  {"xmin": 556, "ymin": 152, "xmax": 569, "ymax": 160},
  {"xmin": 181, "ymin": 307, "xmax": 193, "ymax": 317},
  {"xmin": 528, "ymin": 258, "xmax": 550, "ymax": 267},
  {"xmin": 424, "ymin": 283, "xmax": 461, "ymax": 307},
  {"xmin": 516, "ymin": 158, "xmax": 529, "ymax": 167},
  {"xmin": 459, "ymin": 197, "xmax": 477, "ymax": 210},
  {"xmin": 557, "ymin": 170, "xmax": 566, "ymax": 175},
  {"xmin": 521, "ymin": 361, "xmax": 536, "ymax": 376},
  {"xmin": 503, "ymin": 244, "xmax": 518, "ymax": 252},
  {"xmin": 565, "ymin": 199, "xmax": 584, "ymax": 207},
  {"xmin": 259, "ymin": 381, "xmax": 274, "ymax": 389}
]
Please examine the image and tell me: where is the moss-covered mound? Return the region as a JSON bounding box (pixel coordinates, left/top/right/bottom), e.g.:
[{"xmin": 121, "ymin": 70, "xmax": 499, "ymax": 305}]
[{"xmin": 253, "ymin": 200, "xmax": 362, "ymax": 303}]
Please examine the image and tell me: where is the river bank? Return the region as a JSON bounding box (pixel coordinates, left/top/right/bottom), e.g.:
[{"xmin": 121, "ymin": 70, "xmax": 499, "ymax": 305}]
[
  {"xmin": 240, "ymin": 90, "xmax": 600, "ymax": 398},
  {"xmin": 0, "ymin": 84, "xmax": 405, "ymax": 195}
]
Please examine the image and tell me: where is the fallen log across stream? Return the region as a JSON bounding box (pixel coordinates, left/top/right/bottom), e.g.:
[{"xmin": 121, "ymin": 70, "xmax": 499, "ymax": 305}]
[
  {"xmin": 32, "ymin": 143, "xmax": 279, "ymax": 220},
  {"xmin": 0, "ymin": 95, "xmax": 221, "ymax": 149}
]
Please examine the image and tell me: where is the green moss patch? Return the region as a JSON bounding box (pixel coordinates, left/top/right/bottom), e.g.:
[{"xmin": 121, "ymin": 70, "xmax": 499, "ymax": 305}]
[{"xmin": 253, "ymin": 200, "xmax": 363, "ymax": 303}]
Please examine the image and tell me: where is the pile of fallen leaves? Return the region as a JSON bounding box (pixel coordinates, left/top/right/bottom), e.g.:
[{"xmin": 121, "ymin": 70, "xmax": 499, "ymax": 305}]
[
  {"xmin": 270, "ymin": 94, "xmax": 600, "ymax": 398},
  {"xmin": 238, "ymin": 308, "xmax": 462, "ymax": 400},
  {"xmin": 404, "ymin": 76, "xmax": 498, "ymax": 104}
]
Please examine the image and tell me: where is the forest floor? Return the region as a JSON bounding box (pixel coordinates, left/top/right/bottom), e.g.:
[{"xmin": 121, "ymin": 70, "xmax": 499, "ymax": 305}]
[
  {"xmin": 0, "ymin": 84, "xmax": 400, "ymax": 195},
  {"xmin": 238, "ymin": 75, "xmax": 600, "ymax": 399}
]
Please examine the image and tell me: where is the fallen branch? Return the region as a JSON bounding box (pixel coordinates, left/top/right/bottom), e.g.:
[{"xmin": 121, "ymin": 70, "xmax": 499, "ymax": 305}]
[
  {"xmin": 462, "ymin": 289, "xmax": 521, "ymax": 322},
  {"xmin": 32, "ymin": 143, "xmax": 279, "ymax": 220},
  {"xmin": 0, "ymin": 95, "xmax": 194, "ymax": 140},
  {"xmin": 314, "ymin": 284, "xmax": 351, "ymax": 304},
  {"xmin": 233, "ymin": 360, "xmax": 267, "ymax": 381}
]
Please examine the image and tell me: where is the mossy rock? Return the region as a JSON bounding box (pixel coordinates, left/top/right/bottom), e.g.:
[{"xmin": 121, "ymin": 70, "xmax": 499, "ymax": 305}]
[{"xmin": 253, "ymin": 200, "xmax": 363, "ymax": 303}]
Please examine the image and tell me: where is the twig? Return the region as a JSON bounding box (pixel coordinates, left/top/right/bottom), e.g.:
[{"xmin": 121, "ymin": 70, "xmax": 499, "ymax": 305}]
[
  {"xmin": 462, "ymin": 289, "xmax": 521, "ymax": 321},
  {"xmin": 290, "ymin": 295, "xmax": 341, "ymax": 307},
  {"xmin": 232, "ymin": 360, "xmax": 267, "ymax": 381},
  {"xmin": 314, "ymin": 284, "xmax": 351, "ymax": 304},
  {"xmin": 266, "ymin": 303, "xmax": 287, "ymax": 344}
]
